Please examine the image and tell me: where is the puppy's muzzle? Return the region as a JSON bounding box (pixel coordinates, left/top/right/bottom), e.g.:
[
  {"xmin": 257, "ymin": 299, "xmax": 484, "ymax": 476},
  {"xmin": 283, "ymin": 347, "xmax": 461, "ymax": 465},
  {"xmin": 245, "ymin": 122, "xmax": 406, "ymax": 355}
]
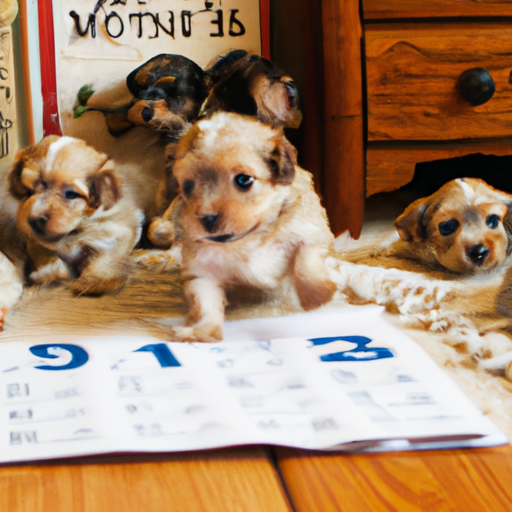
[
  {"xmin": 29, "ymin": 215, "xmax": 49, "ymax": 237},
  {"xmin": 466, "ymin": 244, "xmax": 490, "ymax": 266},
  {"xmin": 200, "ymin": 214, "xmax": 219, "ymax": 233}
]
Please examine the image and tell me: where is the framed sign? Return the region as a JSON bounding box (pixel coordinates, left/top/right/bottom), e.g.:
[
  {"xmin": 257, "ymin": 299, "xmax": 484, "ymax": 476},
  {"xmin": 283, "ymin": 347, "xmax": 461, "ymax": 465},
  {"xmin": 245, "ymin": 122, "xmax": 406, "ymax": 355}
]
[{"xmin": 38, "ymin": 0, "xmax": 270, "ymax": 136}]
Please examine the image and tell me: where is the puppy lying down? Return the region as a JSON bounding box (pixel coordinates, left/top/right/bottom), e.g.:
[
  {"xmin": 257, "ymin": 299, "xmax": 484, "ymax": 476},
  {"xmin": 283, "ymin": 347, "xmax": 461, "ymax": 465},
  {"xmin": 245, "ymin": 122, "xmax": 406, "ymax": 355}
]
[
  {"xmin": 393, "ymin": 177, "xmax": 512, "ymax": 274},
  {"xmin": 8, "ymin": 135, "xmax": 162, "ymax": 295},
  {"xmin": 161, "ymin": 112, "xmax": 336, "ymax": 342},
  {"xmin": 331, "ymin": 177, "xmax": 512, "ymax": 377}
]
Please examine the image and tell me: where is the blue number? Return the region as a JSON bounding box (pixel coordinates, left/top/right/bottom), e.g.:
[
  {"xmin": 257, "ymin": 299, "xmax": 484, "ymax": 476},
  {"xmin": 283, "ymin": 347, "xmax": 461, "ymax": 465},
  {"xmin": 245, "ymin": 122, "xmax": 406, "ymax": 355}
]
[
  {"xmin": 309, "ymin": 335, "xmax": 394, "ymax": 362},
  {"xmin": 30, "ymin": 344, "xmax": 89, "ymax": 371},
  {"xmin": 135, "ymin": 344, "xmax": 181, "ymax": 367}
]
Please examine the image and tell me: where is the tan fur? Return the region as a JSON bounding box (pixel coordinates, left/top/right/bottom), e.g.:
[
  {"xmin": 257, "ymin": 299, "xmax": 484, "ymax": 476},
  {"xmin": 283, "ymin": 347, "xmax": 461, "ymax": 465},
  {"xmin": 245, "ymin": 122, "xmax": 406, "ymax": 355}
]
[
  {"xmin": 161, "ymin": 112, "xmax": 335, "ymax": 342},
  {"xmin": 7, "ymin": 136, "xmax": 162, "ymax": 295},
  {"xmin": 392, "ymin": 178, "xmax": 512, "ymax": 274}
]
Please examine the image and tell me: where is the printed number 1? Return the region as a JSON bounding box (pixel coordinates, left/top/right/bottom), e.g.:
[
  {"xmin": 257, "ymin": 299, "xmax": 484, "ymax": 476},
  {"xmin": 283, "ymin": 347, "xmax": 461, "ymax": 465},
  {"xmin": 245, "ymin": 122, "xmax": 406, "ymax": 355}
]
[{"xmin": 135, "ymin": 344, "xmax": 181, "ymax": 367}]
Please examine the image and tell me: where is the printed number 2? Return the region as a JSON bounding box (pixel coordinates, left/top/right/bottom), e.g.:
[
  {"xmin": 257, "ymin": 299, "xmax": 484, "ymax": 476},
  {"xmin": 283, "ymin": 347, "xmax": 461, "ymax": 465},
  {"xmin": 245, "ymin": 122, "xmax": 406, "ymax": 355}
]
[
  {"xmin": 309, "ymin": 336, "xmax": 394, "ymax": 362},
  {"xmin": 30, "ymin": 344, "xmax": 89, "ymax": 371}
]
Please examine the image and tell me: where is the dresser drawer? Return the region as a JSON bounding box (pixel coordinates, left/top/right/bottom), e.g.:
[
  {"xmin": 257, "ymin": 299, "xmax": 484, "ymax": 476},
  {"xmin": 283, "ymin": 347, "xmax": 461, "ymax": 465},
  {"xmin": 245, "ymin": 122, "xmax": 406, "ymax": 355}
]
[
  {"xmin": 363, "ymin": 0, "xmax": 512, "ymax": 19},
  {"xmin": 366, "ymin": 22, "xmax": 512, "ymax": 141}
]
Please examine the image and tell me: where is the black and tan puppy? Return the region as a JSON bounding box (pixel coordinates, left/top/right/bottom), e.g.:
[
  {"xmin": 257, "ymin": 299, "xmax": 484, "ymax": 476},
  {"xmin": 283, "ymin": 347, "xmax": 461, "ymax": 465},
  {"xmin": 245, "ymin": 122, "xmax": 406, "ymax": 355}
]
[
  {"xmin": 164, "ymin": 112, "xmax": 335, "ymax": 342},
  {"xmin": 201, "ymin": 49, "xmax": 302, "ymax": 129},
  {"xmin": 78, "ymin": 54, "xmax": 208, "ymax": 137},
  {"xmin": 392, "ymin": 178, "xmax": 512, "ymax": 274},
  {"xmin": 8, "ymin": 134, "xmax": 162, "ymax": 295}
]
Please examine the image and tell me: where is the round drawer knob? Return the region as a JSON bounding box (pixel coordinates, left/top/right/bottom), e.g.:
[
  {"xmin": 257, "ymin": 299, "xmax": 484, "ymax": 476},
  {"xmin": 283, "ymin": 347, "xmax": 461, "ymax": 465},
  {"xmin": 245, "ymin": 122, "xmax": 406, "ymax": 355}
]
[{"xmin": 457, "ymin": 68, "xmax": 495, "ymax": 106}]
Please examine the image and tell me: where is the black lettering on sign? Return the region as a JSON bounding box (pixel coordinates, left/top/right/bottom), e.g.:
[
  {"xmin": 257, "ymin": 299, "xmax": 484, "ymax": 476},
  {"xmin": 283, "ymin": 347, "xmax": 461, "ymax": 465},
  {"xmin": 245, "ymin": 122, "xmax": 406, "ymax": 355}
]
[
  {"xmin": 68, "ymin": 3, "xmax": 249, "ymax": 40},
  {"xmin": 210, "ymin": 10, "xmax": 223, "ymax": 37},
  {"xmin": 229, "ymin": 9, "xmax": 245, "ymax": 36},
  {"xmin": 106, "ymin": 11, "xmax": 124, "ymax": 37},
  {"xmin": 181, "ymin": 10, "xmax": 192, "ymax": 37},
  {"xmin": 69, "ymin": 11, "xmax": 97, "ymax": 37}
]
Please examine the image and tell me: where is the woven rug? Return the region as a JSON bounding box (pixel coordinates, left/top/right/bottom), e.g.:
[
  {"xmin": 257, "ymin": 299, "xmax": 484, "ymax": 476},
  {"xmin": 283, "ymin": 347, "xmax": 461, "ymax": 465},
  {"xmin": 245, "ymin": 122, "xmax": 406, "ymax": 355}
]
[{"xmin": 3, "ymin": 190, "xmax": 512, "ymax": 443}]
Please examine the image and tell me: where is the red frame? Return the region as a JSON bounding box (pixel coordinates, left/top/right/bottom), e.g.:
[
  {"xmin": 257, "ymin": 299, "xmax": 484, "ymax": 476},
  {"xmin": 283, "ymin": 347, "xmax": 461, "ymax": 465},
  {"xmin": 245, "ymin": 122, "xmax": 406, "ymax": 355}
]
[
  {"xmin": 37, "ymin": 0, "xmax": 271, "ymax": 136},
  {"xmin": 38, "ymin": 0, "xmax": 62, "ymax": 136}
]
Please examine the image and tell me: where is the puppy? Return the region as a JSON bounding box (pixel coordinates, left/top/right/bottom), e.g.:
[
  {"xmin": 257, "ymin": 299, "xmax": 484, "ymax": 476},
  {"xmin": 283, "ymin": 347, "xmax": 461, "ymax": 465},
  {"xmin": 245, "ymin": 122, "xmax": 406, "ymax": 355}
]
[
  {"xmin": 76, "ymin": 54, "xmax": 208, "ymax": 137},
  {"xmin": 147, "ymin": 50, "xmax": 303, "ymax": 249},
  {"xmin": 392, "ymin": 178, "xmax": 512, "ymax": 274},
  {"xmin": 0, "ymin": 173, "xmax": 25, "ymax": 326},
  {"xmin": 8, "ymin": 135, "xmax": 160, "ymax": 295},
  {"xmin": 165, "ymin": 112, "xmax": 335, "ymax": 342},
  {"xmin": 201, "ymin": 49, "xmax": 302, "ymax": 129}
]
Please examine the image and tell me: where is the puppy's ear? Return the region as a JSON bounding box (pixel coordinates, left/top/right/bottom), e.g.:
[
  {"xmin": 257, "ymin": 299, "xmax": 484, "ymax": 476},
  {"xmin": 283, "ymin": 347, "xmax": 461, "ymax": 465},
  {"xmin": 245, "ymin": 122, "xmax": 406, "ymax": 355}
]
[
  {"xmin": 394, "ymin": 198, "xmax": 430, "ymax": 242},
  {"xmin": 8, "ymin": 151, "xmax": 29, "ymax": 199},
  {"xmin": 248, "ymin": 59, "xmax": 302, "ymax": 129},
  {"xmin": 502, "ymin": 205, "xmax": 512, "ymax": 255},
  {"xmin": 7, "ymin": 148, "xmax": 39, "ymax": 199},
  {"xmin": 204, "ymin": 49, "xmax": 249, "ymax": 87},
  {"xmin": 268, "ymin": 134, "xmax": 297, "ymax": 186},
  {"xmin": 87, "ymin": 162, "xmax": 122, "ymax": 211}
]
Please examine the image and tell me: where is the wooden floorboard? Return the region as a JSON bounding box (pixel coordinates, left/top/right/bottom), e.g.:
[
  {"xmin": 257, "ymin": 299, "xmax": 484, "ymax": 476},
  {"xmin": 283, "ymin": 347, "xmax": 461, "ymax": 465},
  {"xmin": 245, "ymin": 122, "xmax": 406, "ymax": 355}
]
[
  {"xmin": 275, "ymin": 445, "xmax": 512, "ymax": 512},
  {"xmin": 0, "ymin": 447, "xmax": 293, "ymax": 512}
]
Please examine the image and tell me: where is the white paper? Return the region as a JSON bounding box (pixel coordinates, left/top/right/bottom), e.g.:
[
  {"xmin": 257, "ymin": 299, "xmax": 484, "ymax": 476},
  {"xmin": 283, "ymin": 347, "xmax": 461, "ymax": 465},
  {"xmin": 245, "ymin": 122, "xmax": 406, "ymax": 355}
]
[{"xmin": 0, "ymin": 306, "xmax": 506, "ymax": 463}]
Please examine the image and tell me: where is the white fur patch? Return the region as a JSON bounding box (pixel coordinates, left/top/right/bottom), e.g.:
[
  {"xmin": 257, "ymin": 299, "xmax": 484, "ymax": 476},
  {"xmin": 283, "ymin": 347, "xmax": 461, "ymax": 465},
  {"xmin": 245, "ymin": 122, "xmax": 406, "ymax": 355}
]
[
  {"xmin": 46, "ymin": 137, "xmax": 78, "ymax": 173},
  {"xmin": 90, "ymin": 237, "xmax": 119, "ymax": 251},
  {"xmin": 197, "ymin": 114, "xmax": 230, "ymax": 148},
  {"xmin": 0, "ymin": 252, "xmax": 23, "ymax": 310},
  {"xmin": 29, "ymin": 258, "xmax": 68, "ymax": 282},
  {"xmin": 73, "ymin": 179, "xmax": 89, "ymax": 196},
  {"xmin": 134, "ymin": 209, "xmax": 145, "ymax": 244},
  {"xmin": 456, "ymin": 178, "xmax": 476, "ymax": 202}
]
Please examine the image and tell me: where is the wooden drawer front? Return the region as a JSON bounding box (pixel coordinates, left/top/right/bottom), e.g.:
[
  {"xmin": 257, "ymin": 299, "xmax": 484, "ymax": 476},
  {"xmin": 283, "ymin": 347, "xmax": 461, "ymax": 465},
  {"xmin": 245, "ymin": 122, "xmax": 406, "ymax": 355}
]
[
  {"xmin": 366, "ymin": 23, "xmax": 512, "ymax": 141},
  {"xmin": 363, "ymin": 0, "xmax": 512, "ymax": 20}
]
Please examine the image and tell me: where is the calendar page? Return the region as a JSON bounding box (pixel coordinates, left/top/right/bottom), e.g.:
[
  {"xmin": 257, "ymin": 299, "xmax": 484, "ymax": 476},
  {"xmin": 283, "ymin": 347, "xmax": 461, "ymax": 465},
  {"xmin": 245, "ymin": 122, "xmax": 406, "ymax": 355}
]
[{"xmin": 0, "ymin": 306, "xmax": 506, "ymax": 464}]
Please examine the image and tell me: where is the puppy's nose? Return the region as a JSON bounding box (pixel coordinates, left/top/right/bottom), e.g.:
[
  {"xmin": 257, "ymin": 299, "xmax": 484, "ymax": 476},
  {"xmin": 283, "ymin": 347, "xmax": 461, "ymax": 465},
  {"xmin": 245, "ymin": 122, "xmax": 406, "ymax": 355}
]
[
  {"xmin": 28, "ymin": 215, "xmax": 48, "ymax": 236},
  {"xmin": 200, "ymin": 214, "xmax": 219, "ymax": 233},
  {"xmin": 467, "ymin": 244, "xmax": 490, "ymax": 266}
]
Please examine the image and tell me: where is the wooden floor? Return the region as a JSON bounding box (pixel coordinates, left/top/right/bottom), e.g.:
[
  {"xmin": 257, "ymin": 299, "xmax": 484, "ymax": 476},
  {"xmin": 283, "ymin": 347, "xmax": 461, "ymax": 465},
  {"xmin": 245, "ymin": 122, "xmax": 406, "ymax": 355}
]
[{"xmin": 3, "ymin": 444, "xmax": 512, "ymax": 511}]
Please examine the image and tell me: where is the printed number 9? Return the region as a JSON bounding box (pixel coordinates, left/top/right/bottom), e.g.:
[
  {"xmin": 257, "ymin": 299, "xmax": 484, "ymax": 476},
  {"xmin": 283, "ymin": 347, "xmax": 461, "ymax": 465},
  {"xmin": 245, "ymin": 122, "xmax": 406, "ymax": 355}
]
[{"xmin": 30, "ymin": 344, "xmax": 89, "ymax": 371}]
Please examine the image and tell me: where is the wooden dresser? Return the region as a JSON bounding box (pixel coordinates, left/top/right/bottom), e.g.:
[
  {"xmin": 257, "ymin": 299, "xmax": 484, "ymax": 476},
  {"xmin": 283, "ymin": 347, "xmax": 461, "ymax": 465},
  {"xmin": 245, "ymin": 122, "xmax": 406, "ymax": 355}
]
[{"xmin": 273, "ymin": 0, "xmax": 512, "ymax": 238}]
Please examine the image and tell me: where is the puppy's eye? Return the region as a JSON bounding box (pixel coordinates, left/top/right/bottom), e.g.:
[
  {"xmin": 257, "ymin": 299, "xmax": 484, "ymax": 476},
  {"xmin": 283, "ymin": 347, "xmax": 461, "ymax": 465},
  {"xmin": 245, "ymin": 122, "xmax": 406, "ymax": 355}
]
[
  {"xmin": 486, "ymin": 214, "xmax": 500, "ymax": 229},
  {"xmin": 26, "ymin": 189, "xmax": 34, "ymax": 197},
  {"xmin": 63, "ymin": 190, "xmax": 80, "ymax": 200},
  {"xmin": 182, "ymin": 179, "xmax": 195, "ymax": 196},
  {"xmin": 234, "ymin": 174, "xmax": 254, "ymax": 191},
  {"xmin": 439, "ymin": 219, "xmax": 460, "ymax": 236}
]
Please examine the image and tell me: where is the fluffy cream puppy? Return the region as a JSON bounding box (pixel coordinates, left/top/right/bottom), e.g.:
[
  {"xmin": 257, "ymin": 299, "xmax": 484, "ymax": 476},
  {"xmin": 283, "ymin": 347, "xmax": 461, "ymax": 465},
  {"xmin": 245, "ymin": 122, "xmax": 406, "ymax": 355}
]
[{"xmin": 164, "ymin": 112, "xmax": 335, "ymax": 342}]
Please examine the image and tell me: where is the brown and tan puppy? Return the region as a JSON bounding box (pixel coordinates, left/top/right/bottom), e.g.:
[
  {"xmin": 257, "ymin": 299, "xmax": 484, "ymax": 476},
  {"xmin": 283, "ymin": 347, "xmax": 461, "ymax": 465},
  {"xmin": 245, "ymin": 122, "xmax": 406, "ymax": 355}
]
[
  {"xmin": 201, "ymin": 49, "xmax": 302, "ymax": 129},
  {"xmin": 392, "ymin": 177, "xmax": 512, "ymax": 274},
  {"xmin": 8, "ymin": 135, "xmax": 160, "ymax": 295},
  {"xmin": 164, "ymin": 112, "xmax": 335, "ymax": 342}
]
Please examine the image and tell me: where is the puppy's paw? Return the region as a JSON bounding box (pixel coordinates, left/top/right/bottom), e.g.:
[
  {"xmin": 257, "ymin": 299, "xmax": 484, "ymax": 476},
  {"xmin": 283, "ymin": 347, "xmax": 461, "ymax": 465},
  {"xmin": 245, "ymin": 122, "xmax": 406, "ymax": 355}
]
[
  {"xmin": 29, "ymin": 258, "xmax": 71, "ymax": 287},
  {"xmin": 296, "ymin": 277, "xmax": 336, "ymax": 311},
  {"xmin": 170, "ymin": 324, "xmax": 223, "ymax": 343},
  {"xmin": 70, "ymin": 274, "xmax": 128, "ymax": 296},
  {"xmin": 132, "ymin": 247, "xmax": 182, "ymax": 271},
  {"xmin": 147, "ymin": 217, "xmax": 176, "ymax": 249}
]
